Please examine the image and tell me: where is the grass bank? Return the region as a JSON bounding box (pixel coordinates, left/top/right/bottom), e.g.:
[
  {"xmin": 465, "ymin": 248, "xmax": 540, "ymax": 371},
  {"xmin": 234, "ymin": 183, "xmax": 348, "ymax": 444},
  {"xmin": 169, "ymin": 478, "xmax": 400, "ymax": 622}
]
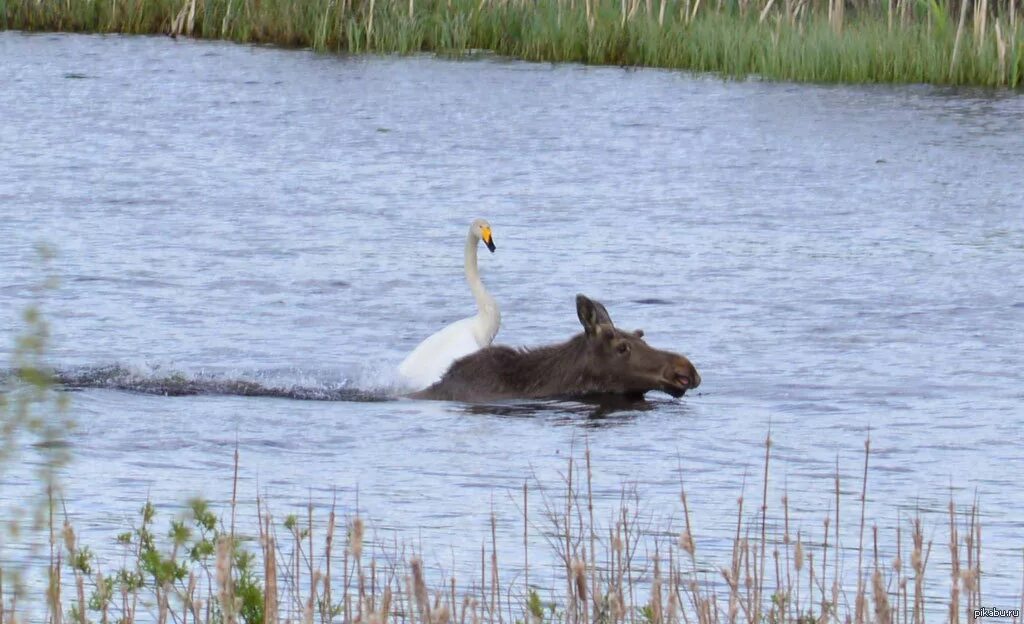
[{"xmin": 2, "ymin": 0, "xmax": 1023, "ymax": 86}]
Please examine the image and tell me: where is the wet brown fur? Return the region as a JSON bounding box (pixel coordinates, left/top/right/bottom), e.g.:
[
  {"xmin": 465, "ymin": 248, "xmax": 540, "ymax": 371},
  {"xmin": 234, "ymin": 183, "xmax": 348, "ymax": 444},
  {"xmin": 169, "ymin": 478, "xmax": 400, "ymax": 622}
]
[{"xmin": 412, "ymin": 295, "xmax": 700, "ymax": 402}]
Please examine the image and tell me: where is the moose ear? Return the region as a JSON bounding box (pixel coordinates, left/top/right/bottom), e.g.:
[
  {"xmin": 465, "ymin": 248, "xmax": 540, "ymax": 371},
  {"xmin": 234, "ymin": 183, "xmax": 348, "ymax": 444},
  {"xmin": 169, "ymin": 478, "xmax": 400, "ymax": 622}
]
[{"xmin": 576, "ymin": 294, "xmax": 614, "ymax": 335}]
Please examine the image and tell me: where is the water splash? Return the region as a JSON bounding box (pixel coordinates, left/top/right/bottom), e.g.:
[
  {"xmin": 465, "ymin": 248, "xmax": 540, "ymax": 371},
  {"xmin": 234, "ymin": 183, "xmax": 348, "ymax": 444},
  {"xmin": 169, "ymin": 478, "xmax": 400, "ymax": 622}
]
[{"xmin": 41, "ymin": 364, "xmax": 400, "ymax": 402}]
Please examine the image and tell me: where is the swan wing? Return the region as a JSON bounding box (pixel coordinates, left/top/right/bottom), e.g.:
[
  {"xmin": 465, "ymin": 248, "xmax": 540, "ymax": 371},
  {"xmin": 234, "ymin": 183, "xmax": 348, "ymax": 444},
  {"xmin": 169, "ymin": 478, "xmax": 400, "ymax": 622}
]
[{"xmin": 398, "ymin": 316, "xmax": 486, "ymax": 390}]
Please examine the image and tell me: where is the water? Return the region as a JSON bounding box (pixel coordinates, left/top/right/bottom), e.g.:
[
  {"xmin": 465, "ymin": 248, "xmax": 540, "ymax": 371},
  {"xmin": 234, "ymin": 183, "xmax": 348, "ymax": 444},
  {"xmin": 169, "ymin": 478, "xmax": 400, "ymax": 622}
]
[{"xmin": 2, "ymin": 31, "xmax": 1024, "ymax": 608}]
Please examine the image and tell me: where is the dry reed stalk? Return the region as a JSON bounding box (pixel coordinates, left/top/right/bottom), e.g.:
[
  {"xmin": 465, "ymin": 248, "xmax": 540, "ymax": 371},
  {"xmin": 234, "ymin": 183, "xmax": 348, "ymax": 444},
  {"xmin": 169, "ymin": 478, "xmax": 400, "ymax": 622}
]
[
  {"xmin": 293, "ymin": 519, "xmax": 302, "ymax": 616},
  {"xmin": 727, "ymin": 492, "xmax": 744, "ymax": 624},
  {"xmin": 689, "ymin": 0, "xmax": 702, "ymax": 23},
  {"xmin": 344, "ymin": 522, "xmax": 351, "ymax": 624},
  {"xmin": 828, "ymin": 0, "xmax": 843, "ymax": 33},
  {"xmin": 748, "ymin": 538, "xmax": 759, "ymax": 622},
  {"xmin": 975, "ymin": 505, "xmax": 983, "ymax": 608},
  {"xmin": 216, "ymin": 536, "xmax": 236, "ymax": 624},
  {"xmin": 184, "ymin": 572, "xmax": 197, "ymax": 624},
  {"xmin": 367, "ymin": 0, "xmax": 375, "ymax": 41},
  {"xmin": 325, "ymin": 501, "xmax": 336, "ymax": 624},
  {"xmin": 157, "ymin": 581, "xmax": 168, "ymax": 624},
  {"xmin": 755, "ymin": 431, "xmax": 771, "ymax": 624},
  {"xmin": 807, "ymin": 551, "xmax": 815, "ymax": 622},
  {"xmin": 371, "ymin": 557, "xmax": 378, "ymax": 613},
  {"xmin": 781, "ymin": 493, "xmax": 793, "ymax": 623},
  {"xmin": 872, "ymin": 567, "xmax": 890, "ymax": 623},
  {"xmin": 911, "ymin": 517, "xmax": 922, "ymax": 624},
  {"xmin": 76, "ymin": 575, "xmax": 86, "ymax": 624},
  {"xmin": 912, "ymin": 516, "xmax": 932, "ymax": 624},
  {"xmin": 575, "ymin": 558, "xmax": 589, "ymax": 624},
  {"xmin": 585, "ymin": 444, "xmax": 598, "ymax": 618},
  {"xmin": 978, "ymin": 0, "xmax": 989, "ymax": 53},
  {"xmin": 659, "ymin": 0, "xmax": 667, "ymax": 25},
  {"xmin": 230, "ymin": 446, "xmax": 239, "ymax": 543},
  {"xmin": 220, "ymin": 0, "xmax": 232, "ymax": 36},
  {"xmin": 794, "ymin": 531, "xmax": 803, "ymax": 619},
  {"xmin": 826, "ymin": 464, "xmax": 840, "ymax": 622},
  {"xmin": 895, "ymin": 523, "xmax": 905, "ymax": 624},
  {"xmin": 650, "ymin": 553, "xmax": 663, "ymax": 624},
  {"xmin": 948, "ymin": 500, "xmax": 960, "ymax": 624},
  {"xmin": 354, "ymin": 514, "xmax": 366, "ymax": 614},
  {"xmin": 995, "ymin": 21, "xmax": 1008, "ymax": 83},
  {"xmin": 411, "ymin": 558, "xmax": 431, "ymax": 624},
  {"xmin": 966, "ymin": 504, "xmax": 976, "ymax": 621},
  {"xmin": 520, "ymin": 482, "xmax": 528, "ymax": 601},
  {"xmin": 380, "ymin": 586, "xmax": 392, "ymax": 624},
  {"xmin": 48, "ymin": 484, "xmax": 61, "ymax": 624},
  {"xmin": 666, "ymin": 551, "xmax": 679, "ymax": 624},
  {"xmin": 873, "ymin": 524, "xmax": 879, "ymax": 579},
  {"xmin": 771, "ymin": 548, "xmax": 781, "ymax": 622},
  {"xmin": 628, "ymin": 0, "xmax": 641, "ymax": 21},
  {"xmin": 565, "ymin": 459, "xmax": 575, "ymax": 624},
  {"xmin": 613, "ymin": 524, "xmax": 625, "ymax": 624},
  {"xmin": 306, "ymin": 571, "xmax": 321, "ymax": 624},
  {"xmin": 266, "ymin": 535, "xmax": 279, "ymax": 622},
  {"xmin": 449, "ymin": 576, "xmax": 456, "ymax": 624},
  {"xmin": 458, "ymin": 596, "xmax": 469, "ymax": 624},
  {"xmin": 479, "ymin": 542, "xmax": 485, "ymax": 622},
  {"xmin": 821, "ymin": 514, "xmax": 830, "ymax": 620},
  {"xmin": 718, "ymin": 566, "xmax": 742, "ymax": 624},
  {"xmin": 950, "ymin": 0, "xmax": 970, "ymax": 79},
  {"xmin": 856, "ymin": 436, "xmax": 871, "ymax": 624},
  {"xmin": 409, "ymin": 0, "xmax": 414, "ymax": 18},
  {"xmin": 119, "ymin": 581, "xmax": 129, "ymax": 624},
  {"xmin": 490, "ymin": 510, "xmax": 500, "ymax": 624},
  {"xmin": 624, "ymin": 505, "xmax": 637, "ymax": 624}
]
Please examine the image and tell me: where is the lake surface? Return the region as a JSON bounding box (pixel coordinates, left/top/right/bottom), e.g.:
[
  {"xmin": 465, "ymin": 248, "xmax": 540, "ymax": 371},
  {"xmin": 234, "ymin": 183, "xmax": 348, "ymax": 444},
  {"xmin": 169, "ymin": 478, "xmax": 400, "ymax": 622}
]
[{"xmin": 2, "ymin": 31, "xmax": 1023, "ymax": 612}]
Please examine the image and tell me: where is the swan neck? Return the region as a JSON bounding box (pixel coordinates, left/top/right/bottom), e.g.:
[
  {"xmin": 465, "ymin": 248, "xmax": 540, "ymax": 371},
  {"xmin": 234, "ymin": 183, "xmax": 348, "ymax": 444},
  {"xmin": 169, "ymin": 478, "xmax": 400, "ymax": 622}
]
[{"xmin": 465, "ymin": 232, "xmax": 495, "ymax": 312}]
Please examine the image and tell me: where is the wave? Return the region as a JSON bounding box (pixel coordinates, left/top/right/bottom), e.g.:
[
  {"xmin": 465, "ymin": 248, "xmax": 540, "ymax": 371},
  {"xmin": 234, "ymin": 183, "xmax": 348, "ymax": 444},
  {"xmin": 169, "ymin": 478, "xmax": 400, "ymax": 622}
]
[{"xmin": 36, "ymin": 364, "xmax": 400, "ymax": 402}]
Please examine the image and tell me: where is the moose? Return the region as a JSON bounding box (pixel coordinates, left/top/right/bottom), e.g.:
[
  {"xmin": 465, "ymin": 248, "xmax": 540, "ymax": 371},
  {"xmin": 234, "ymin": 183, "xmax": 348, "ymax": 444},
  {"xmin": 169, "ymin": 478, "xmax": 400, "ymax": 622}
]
[{"xmin": 412, "ymin": 295, "xmax": 700, "ymax": 402}]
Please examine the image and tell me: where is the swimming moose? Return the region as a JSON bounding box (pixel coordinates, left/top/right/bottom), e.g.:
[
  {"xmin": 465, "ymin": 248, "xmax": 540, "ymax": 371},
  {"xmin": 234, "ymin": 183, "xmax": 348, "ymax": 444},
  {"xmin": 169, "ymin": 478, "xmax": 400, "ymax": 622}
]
[{"xmin": 413, "ymin": 295, "xmax": 700, "ymax": 402}]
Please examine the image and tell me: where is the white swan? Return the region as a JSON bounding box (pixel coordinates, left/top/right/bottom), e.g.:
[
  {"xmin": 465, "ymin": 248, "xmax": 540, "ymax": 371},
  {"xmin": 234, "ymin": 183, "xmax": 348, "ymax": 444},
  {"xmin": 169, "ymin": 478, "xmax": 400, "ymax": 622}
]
[{"xmin": 399, "ymin": 219, "xmax": 500, "ymax": 390}]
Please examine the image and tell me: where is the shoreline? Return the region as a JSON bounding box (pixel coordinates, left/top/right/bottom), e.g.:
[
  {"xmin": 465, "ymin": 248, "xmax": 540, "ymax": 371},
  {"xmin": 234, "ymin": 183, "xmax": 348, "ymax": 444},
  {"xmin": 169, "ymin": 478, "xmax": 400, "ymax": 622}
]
[{"xmin": 2, "ymin": 0, "xmax": 1022, "ymax": 87}]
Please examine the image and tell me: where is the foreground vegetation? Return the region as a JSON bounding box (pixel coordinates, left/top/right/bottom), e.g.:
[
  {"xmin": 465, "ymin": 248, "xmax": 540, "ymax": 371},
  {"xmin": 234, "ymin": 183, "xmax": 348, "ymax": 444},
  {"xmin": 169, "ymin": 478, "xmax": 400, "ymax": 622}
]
[
  {"xmin": 1, "ymin": 431, "xmax": 1019, "ymax": 624},
  {"xmin": 2, "ymin": 0, "xmax": 1023, "ymax": 86}
]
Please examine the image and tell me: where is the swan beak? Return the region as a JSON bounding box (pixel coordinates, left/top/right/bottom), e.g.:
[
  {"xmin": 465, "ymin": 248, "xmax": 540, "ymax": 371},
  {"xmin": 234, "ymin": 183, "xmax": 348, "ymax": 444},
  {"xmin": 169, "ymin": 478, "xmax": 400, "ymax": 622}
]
[{"xmin": 482, "ymin": 227, "xmax": 496, "ymax": 253}]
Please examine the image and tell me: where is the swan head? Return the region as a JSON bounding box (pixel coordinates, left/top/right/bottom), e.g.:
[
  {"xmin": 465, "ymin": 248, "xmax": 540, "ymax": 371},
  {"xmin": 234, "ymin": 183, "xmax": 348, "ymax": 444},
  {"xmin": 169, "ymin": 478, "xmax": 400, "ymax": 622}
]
[{"xmin": 471, "ymin": 219, "xmax": 496, "ymax": 253}]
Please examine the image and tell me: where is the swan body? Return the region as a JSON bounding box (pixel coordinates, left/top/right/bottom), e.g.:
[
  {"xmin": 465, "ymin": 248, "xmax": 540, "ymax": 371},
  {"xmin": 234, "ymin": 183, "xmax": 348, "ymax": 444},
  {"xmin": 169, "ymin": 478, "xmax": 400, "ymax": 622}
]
[{"xmin": 398, "ymin": 219, "xmax": 500, "ymax": 390}]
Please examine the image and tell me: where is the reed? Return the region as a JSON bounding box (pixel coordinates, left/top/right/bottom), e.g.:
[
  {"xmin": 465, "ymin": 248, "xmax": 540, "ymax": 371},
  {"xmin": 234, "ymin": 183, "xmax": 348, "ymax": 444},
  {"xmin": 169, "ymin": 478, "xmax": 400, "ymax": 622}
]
[
  {"xmin": 1, "ymin": 0, "xmax": 1023, "ymax": 86},
  {"xmin": 2, "ymin": 433, "xmax": 1017, "ymax": 624}
]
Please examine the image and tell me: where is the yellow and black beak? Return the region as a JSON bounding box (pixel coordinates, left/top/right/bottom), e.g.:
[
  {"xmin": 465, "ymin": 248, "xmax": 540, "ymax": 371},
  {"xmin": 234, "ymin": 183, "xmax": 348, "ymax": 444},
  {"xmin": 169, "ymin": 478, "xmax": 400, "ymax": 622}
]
[{"xmin": 482, "ymin": 227, "xmax": 496, "ymax": 253}]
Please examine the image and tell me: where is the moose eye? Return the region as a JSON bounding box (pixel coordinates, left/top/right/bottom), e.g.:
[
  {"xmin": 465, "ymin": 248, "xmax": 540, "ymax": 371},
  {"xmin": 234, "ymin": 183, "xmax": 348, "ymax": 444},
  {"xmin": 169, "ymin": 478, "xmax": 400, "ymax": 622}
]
[{"xmin": 617, "ymin": 343, "xmax": 630, "ymax": 354}]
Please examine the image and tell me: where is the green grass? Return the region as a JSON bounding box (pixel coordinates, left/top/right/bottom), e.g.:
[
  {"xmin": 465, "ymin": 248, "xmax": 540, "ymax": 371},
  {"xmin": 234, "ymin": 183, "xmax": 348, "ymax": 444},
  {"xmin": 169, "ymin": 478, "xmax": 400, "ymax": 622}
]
[{"xmin": 2, "ymin": 0, "xmax": 1023, "ymax": 86}]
